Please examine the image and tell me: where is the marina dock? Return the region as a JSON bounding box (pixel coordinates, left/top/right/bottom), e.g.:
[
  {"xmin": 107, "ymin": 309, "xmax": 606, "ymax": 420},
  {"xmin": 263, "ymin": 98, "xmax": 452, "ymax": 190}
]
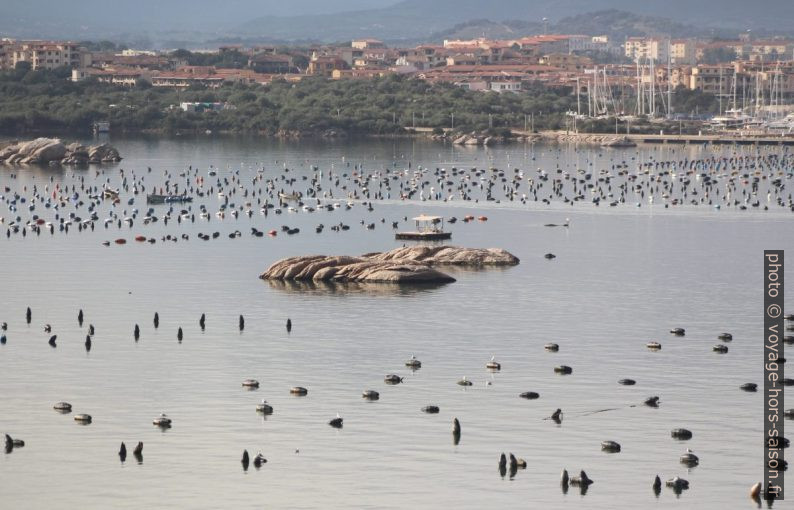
[{"xmin": 529, "ymin": 130, "xmax": 794, "ymax": 146}]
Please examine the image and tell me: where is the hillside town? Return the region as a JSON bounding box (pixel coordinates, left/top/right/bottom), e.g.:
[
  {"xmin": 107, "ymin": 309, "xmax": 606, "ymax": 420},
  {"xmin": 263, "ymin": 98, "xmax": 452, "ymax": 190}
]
[{"xmin": 2, "ymin": 33, "xmax": 794, "ymax": 133}]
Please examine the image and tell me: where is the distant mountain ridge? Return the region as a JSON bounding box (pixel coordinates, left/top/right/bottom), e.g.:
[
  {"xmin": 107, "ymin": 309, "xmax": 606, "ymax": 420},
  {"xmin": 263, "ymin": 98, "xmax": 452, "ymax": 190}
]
[
  {"xmin": 1, "ymin": 0, "xmax": 792, "ymax": 45},
  {"xmin": 238, "ymin": 0, "xmax": 794, "ymax": 41},
  {"xmin": 428, "ymin": 10, "xmax": 721, "ymax": 43}
]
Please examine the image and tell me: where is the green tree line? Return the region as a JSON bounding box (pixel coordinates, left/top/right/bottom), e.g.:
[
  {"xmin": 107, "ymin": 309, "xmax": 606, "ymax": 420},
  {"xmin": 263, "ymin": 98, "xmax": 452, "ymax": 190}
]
[
  {"xmin": 0, "ymin": 67, "xmax": 579, "ymax": 136},
  {"xmin": 0, "ymin": 65, "xmax": 719, "ymax": 137}
]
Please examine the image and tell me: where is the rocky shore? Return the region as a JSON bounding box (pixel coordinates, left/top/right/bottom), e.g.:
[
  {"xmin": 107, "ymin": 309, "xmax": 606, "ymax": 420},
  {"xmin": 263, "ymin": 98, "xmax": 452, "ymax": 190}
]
[
  {"xmin": 0, "ymin": 138, "xmax": 122, "ymax": 165},
  {"xmin": 261, "ymin": 246, "xmax": 519, "ymax": 284},
  {"xmin": 538, "ymin": 132, "xmax": 625, "ymax": 144},
  {"xmin": 426, "ymin": 129, "xmax": 540, "ymax": 145}
]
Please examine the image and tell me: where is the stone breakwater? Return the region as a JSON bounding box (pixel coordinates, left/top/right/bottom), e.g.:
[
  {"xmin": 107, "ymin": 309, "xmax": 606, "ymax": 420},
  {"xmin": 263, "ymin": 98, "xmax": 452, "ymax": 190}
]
[
  {"xmin": 261, "ymin": 246, "xmax": 520, "ymax": 284},
  {"xmin": 0, "ymin": 138, "xmax": 122, "ymax": 165}
]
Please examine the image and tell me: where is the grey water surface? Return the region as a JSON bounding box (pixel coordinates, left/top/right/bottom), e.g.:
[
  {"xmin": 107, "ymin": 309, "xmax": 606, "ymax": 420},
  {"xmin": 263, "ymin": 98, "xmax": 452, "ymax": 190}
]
[{"xmin": 0, "ymin": 135, "xmax": 791, "ymax": 509}]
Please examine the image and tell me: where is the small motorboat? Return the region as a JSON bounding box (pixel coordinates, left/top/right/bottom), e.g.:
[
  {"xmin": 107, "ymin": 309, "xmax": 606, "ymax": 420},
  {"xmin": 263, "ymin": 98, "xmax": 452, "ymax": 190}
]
[{"xmin": 147, "ymin": 194, "xmax": 193, "ymax": 205}]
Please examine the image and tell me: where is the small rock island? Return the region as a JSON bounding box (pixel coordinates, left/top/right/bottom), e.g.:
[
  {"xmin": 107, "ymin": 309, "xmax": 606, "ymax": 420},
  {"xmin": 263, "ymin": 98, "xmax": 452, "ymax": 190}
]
[
  {"xmin": 0, "ymin": 138, "xmax": 122, "ymax": 165},
  {"xmin": 261, "ymin": 246, "xmax": 520, "ymax": 284}
]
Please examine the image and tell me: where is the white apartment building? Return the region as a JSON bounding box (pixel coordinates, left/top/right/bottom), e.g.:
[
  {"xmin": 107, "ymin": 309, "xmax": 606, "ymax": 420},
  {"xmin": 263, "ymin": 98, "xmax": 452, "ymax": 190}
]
[{"xmin": 625, "ymin": 38, "xmax": 695, "ymax": 65}]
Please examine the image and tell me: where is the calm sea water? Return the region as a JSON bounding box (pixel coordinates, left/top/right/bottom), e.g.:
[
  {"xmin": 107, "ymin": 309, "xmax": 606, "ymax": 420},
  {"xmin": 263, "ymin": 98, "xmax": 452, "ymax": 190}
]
[{"xmin": 0, "ymin": 135, "xmax": 792, "ymax": 509}]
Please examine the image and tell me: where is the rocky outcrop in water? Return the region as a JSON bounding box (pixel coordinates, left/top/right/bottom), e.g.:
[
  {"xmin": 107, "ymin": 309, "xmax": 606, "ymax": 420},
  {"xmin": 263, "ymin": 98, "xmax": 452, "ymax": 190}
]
[
  {"xmin": 365, "ymin": 246, "xmax": 519, "ymax": 266},
  {"xmin": 538, "ymin": 132, "xmax": 625, "ymax": 145},
  {"xmin": 0, "ymin": 138, "xmax": 122, "ymax": 165},
  {"xmin": 261, "ymin": 246, "xmax": 519, "ymax": 284},
  {"xmin": 452, "ymin": 132, "xmax": 496, "ymax": 146}
]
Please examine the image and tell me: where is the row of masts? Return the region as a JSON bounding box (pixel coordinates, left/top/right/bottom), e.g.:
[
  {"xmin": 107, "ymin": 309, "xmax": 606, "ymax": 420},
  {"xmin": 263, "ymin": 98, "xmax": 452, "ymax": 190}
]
[{"xmin": 573, "ymin": 44, "xmax": 789, "ymax": 123}]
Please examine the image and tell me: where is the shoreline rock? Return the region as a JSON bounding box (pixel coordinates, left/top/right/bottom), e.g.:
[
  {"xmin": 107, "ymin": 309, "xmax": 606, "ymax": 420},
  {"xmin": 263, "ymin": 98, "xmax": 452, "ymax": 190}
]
[
  {"xmin": 0, "ymin": 138, "xmax": 122, "ymax": 165},
  {"xmin": 261, "ymin": 246, "xmax": 519, "ymax": 284}
]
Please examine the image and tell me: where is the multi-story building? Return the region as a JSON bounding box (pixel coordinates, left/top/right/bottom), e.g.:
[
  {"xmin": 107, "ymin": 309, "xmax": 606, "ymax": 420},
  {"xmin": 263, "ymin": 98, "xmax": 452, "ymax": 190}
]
[
  {"xmin": 746, "ymin": 40, "xmax": 794, "ymax": 61},
  {"xmin": 625, "ymin": 38, "xmax": 668, "ymax": 62},
  {"xmin": 689, "ymin": 64, "xmax": 736, "ymax": 95},
  {"xmin": 248, "ymin": 53, "xmax": 293, "ymax": 74},
  {"xmin": 151, "ymin": 66, "xmax": 225, "ymax": 88},
  {"xmin": 514, "ymin": 35, "xmax": 572, "ymax": 56},
  {"xmin": 9, "ymin": 41, "xmax": 87, "ymax": 70},
  {"xmin": 71, "ymin": 67, "xmax": 147, "ymax": 86},
  {"xmin": 697, "ymin": 40, "xmax": 794, "ymax": 63},
  {"xmin": 351, "ymin": 39, "xmax": 385, "ymax": 50},
  {"xmin": 626, "ymin": 38, "xmax": 695, "ymax": 65},
  {"xmin": 669, "ymin": 40, "xmax": 696, "ymax": 65},
  {"xmin": 395, "ymin": 46, "xmax": 446, "ymax": 70},
  {"xmin": 568, "ymin": 35, "xmax": 616, "ymax": 54},
  {"xmin": 539, "ymin": 53, "xmax": 593, "ymax": 72},
  {"xmin": 308, "ymin": 54, "xmax": 349, "ymax": 76}
]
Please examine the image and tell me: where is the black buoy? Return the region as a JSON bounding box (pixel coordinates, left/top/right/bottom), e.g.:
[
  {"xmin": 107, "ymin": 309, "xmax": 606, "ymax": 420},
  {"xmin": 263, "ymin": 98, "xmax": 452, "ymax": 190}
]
[
  {"xmin": 133, "ymin": 441, "xmax": 143, "ymax": 463},
  {"xmin": 177, "ymin": 327, "xmax": 183, "ymax": 342},
  {"xmin": 119, "ymin": 442, "xmax": 127, "ymax": 462},
  {"xmin": 153, "ymin": 312, "xmax": 159, "ymax": 329},
  {"xmin": 48, "ymin": 335, "xmax": 57, "ymax": 348},
  {"xmin": 645, "ymin": 396, "xmax": 660, "ymax": 407},
  {"xmin": 199, "ymin": 313, "xmax": 205, "ymax": 330},
  {"xmin": 242, "ymin": 450, "xmax": 250, "ymax": 471},
  {"xmin": 88, "ymin": 324, "xmax": 95, "ymax": 336},
  {"xmin": 134, "ymin": 324, "xmax": 140, "ymax": 341},
  {"xmin": 26, "ymin": 307, "xmax": 31, "ymax": 324},
  {"xmin": 509, "ymin": 453, "xmax": 519, "ymax": 478},
  {"xmin": 453, "ymin": 418, "xmax": 461, "ymax": 445},
  {"xmin": 239, "ymin": 315, "xmax": 244, "ymax": 331},
  {"xmin": 286, "ymin": 318, "xmax": 292, "ymax": 333},
  {"xmin": 78, "ymin": 309, "xmax": 84, "ymax": 326},
  {"xmin": 499, "ymin": 453, "xmax": 507, "ymax": 477},
  {"xmin": 85, "ymin": 335, "xmax": 92, "ymax": 352}
]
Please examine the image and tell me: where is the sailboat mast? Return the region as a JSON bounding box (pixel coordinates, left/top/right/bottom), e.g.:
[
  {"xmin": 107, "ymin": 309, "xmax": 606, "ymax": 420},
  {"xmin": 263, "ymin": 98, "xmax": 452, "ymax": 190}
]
[
  {"xmin": 667, "ymin": 39, "xmax": 672, "ymax": 117},
  {"xmin": 636, "ymin": 59, "xmax": 641, "ymax": 116},
  {"xmin": 650, "ymin": 57, "xmax": 655, "ymax": 116}
]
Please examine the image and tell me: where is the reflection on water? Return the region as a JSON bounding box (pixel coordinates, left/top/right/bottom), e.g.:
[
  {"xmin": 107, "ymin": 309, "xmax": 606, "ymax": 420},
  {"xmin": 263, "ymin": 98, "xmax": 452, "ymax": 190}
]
[{"xmin": 265, "ymin": 278, "xmax": 452, "ymax": 296}]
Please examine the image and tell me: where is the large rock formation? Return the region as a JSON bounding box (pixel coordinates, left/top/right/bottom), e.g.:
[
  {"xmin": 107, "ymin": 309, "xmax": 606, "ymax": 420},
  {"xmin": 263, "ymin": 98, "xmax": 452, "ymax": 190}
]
[
  {"xmin": 261, "ymin": 246, "xmax": 519, "ymax": 284},
  {"xmin": 366, "ymin": 246, "xmax": 519, "ymax": 266},
  {"xmin": 0, "ymin": 138, "xmax": 121, "ymax": 165}
]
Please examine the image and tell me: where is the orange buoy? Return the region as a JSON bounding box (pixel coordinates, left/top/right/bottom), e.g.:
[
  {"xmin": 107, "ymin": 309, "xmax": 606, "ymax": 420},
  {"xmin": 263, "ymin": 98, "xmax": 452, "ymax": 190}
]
[
  {"xmin": 114, "ymin": 239, "xmax": 127, "ymax": 245},
  {"xmin": 36, "ymin": 218, "xmax": 45, "ymax": 225},
  {"xmin": 478, "ymin": 216, "xmax": 488, "ymax": 221},
  {"xmin": 134, "ymin": 235, "xmax": 146, "ymax": 242},
  {"xmin": 268, "ymin": 230, "xmax": 277, "ymax": 236}
]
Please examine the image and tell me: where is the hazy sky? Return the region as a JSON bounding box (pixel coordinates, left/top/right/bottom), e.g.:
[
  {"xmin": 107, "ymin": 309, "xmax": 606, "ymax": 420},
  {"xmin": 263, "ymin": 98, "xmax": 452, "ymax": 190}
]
[
  {"xmin": 3, "ymin": 0, "xmax": 398, "ymax": 28},
  {"xmin": 2, "ymin": 0, "xmax": 792, "ymax": 44}
]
